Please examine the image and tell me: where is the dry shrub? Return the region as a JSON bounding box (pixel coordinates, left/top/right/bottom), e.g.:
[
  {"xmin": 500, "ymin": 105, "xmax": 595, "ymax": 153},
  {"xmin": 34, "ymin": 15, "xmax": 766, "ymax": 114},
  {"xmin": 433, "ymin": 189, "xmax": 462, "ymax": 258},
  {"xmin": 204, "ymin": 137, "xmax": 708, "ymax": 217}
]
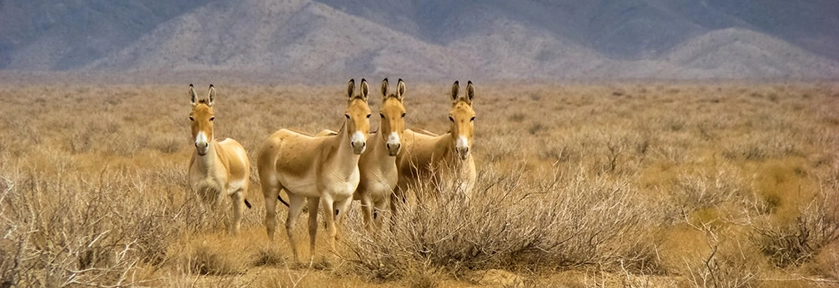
[
  {"xmin": 0, "ymin": 159, "xmax": 230, "ymax": 286},
  {"xmin": 683, "ymin": 223, "xmax": 761, "ymax": 288},
  {"xmin": 669, "ymin": 165, "xmax": 749, "ymax": 217},
  {"xmin": 750, "ymin": 185, "xmax": 839, "ymax": 268},
  {"xmin": 345, "ymin": 165, "xmax": 661, "ymax": 282}
]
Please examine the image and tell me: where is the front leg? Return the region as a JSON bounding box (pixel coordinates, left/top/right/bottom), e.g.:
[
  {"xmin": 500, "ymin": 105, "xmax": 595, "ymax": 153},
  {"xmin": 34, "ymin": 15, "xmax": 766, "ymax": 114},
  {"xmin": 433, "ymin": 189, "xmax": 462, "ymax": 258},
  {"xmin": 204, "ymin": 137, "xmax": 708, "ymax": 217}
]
[
  {"xmin": 359, "ymin": 193, "xmax": 374, "ymax": 231},
  {"xmin": 320, "ymin": 197, "xmax": 337, "ymax": 257},
  {"xmin": 307, "ymin": 197, "xmax": 320, "ymax": 261},
  {"xmin": 285, "ymin": 194, "xmax": 307, "ymax": 264}
]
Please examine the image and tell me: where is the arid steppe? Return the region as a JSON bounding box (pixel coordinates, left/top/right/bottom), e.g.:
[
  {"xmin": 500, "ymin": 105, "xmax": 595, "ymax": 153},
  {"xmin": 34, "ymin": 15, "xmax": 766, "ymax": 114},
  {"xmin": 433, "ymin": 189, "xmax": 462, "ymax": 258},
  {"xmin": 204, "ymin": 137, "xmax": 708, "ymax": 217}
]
[{"xmin": 1, "ymin": 81, "xmax": 838, "ymax": 287}]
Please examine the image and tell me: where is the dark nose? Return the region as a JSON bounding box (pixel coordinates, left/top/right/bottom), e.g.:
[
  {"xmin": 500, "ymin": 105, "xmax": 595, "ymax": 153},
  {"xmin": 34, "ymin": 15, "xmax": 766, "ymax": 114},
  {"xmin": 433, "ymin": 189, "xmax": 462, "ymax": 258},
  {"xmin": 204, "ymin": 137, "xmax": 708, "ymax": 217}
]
[
  {"xmin": 352, "ymin": 141, "xmax": 366, "ymax": 149},
  {"xmin": 458, "ymin": 147, "xmax": 469, "ymax": 154},
  {"xmin": 387, "ymin": 143, "xmax": 401, "ymax": 151}
]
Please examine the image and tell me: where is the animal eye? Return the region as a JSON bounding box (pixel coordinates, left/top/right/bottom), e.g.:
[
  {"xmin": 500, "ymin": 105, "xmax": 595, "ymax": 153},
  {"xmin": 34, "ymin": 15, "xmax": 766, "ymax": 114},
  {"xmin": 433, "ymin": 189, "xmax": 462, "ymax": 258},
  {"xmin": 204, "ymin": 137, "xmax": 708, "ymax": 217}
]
[
  {"xmin": 380, "ymin": 113, "xmax": 385, "ymax": 119},
  {"xmin": 448, "ymin": 115, "xmax": 454, "ymax": 122},
  {"xmin": 470, "ymin": 116, "xmax": 475, "ymax": 122},
  {"xmin": 189, "ymin": 116, "xmax": 194, "ymax": 121},
  {"xmin": 401, "ymin": 112, "xmax": 406, "ymax": 118},
  {"xmin": 210, "ymin": 117, "xmax": 215, "ymax": 121},
  {"xmin": 345, "ymin": 114, "xmax": 350, "ymax": 119},
  {"xmin": 367, "ymin": 114, "xmax": 371, "ymax": 119}
]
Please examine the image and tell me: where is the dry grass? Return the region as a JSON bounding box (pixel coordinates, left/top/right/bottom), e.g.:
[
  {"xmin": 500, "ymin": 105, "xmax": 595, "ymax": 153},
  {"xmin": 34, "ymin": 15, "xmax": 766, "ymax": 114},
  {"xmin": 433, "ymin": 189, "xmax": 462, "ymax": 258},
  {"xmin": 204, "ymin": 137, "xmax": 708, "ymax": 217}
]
[{"xmin": 1, "ymin": 81, "xmax": 839, "ymax": 287}]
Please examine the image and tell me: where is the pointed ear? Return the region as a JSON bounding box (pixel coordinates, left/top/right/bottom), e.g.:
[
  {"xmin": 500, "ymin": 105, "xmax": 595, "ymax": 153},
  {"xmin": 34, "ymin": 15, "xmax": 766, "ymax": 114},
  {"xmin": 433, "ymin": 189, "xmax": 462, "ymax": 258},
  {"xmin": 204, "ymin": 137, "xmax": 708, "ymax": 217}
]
[
  {"xmin": 189, "ymin": 84, "xmax": 198, "ymax": 106},
  {"xmin": 451, "ymin": 80, "xmax": 460, "ymax": 102},
  {"xmin": 396, "ymin": 78, "xmax": 406, "ymax": 100},
  {"xmin": 207, "ymin": 84, "xmax": 216, "ymax": 107},
  {"xmin": 381, "ymin": 78, "xmax": 389, "ymax": 99},
  {"xmin": 465, "ymin": 81, "xmax": 474, "ymax": 104},
  {"xmin": 360, "ymin": 78, "xmax": 369, "ymax": 101},
  {"xmin": 347, "ymin": 79, "xmax": 355, "ymax": 99}
]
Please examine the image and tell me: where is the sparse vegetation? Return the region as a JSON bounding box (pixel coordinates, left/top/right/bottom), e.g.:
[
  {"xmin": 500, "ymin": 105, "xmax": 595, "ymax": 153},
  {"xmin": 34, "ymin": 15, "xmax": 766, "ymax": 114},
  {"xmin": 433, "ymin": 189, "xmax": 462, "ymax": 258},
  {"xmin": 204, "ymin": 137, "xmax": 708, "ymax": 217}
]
[{"xmin": 1, "ymin": 82, "xmax": 838, "ymax": 287}]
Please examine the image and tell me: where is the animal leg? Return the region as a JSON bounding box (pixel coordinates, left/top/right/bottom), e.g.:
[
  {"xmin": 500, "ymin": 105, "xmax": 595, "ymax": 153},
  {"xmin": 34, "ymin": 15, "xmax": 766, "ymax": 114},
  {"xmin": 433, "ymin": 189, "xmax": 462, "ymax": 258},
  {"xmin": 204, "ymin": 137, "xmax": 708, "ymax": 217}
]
[
  {"xmin": 389, "ymin": 184, "xmax": 406, "ymax": 232},
  {"xmin": 373, "ymin": 198, "xmax": 387, "ymax": 231},
  {"xmin": 360, "ymin": 193, "xmax": 374, "ymax": 231},
  {"xmin": 229, "ymin": 187, "xmax": 244, "ymax": 235},
  {"xmin": 334, "ymin": 198, "xmax": 353, "ymax": 242},
  {"xmin": 320, "ymin": 197, "xmax": 337, "ymax": 256},
  {"xmin": 285, "ymin": 194, "xmax": 307, "ymax": 263},
  {"xmin": 262, "ymin": 185, "xmax": 280, "ymax": 241},
  {"xmin": 307, "ymin": 197, "xmax": 320, "ymax": 260}
]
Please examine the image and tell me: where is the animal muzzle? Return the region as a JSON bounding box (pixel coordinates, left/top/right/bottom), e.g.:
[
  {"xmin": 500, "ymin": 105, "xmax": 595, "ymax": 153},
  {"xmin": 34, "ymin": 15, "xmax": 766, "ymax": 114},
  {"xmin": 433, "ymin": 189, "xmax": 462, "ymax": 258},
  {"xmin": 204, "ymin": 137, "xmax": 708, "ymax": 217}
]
[
  {"xmin": 455, "ymin": 145, "xmax": 470, "ymax": 160},
  {"xmin": 195, "ymin": 141, "xmax": 209, "ymax": 156},
  {"xmin": 351, "ymin": 131, "xmax": 367, "ymax": 155},
  {"xmin": 386, "ymin": 142, "xmax": 401, "ymax": 156},
  {"xmin": 455, "ymin": 135, "xmax": 470, "ymax": 160},
  {"xmin": 386, "ymin": 132, "xmax": 401, "ymax": 156},
  {"xmin": 194, "ymin": 131, "xmax": 210, "ymax": 156}
]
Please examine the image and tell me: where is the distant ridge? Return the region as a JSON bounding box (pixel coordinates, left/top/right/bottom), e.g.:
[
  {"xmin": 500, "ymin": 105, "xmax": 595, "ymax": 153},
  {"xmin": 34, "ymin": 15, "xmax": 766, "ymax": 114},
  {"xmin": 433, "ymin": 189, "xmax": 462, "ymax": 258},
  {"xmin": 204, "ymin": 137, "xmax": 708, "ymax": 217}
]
[{"xmin": 1, "ymin": 0, "xmax": 838, "ymax": 80}]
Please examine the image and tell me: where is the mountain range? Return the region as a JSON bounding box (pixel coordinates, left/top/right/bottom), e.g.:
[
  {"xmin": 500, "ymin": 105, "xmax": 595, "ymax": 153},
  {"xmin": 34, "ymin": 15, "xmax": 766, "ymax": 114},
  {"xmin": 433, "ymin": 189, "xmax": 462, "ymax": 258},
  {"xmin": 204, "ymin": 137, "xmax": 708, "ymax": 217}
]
[{"xmin": 1, "ymin": 0, "xmax": 838, "ymax": 82}]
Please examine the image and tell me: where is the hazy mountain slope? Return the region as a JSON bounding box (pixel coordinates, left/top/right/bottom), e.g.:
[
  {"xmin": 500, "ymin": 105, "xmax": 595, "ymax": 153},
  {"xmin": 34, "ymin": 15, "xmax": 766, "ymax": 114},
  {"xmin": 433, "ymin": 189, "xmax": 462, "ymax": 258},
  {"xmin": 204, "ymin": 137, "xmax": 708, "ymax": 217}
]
[
  {"xmin": 2, "ymin": 0, "xmax": 839, "ymax": 80},
  {"xmin": 315, "ymin": 0, "xmax": 708, "ymax": 60},
  {"xmin": 89, "ymin": 0, "xmax": 473, "ymax": 80},
  {"xmin": 660, "ymin": 28, "xmax": 839, "ymax": 79},
  {"xmin": 442, "ymin": 8, "xmax": 606, "ymax": 80},
  {"xmin": 698, "ymin": 0, "xmax": 839, "ymax": 61},
  {"xmin": 0, "ymin": 0, "xmax": 213, "ymax": 70}
]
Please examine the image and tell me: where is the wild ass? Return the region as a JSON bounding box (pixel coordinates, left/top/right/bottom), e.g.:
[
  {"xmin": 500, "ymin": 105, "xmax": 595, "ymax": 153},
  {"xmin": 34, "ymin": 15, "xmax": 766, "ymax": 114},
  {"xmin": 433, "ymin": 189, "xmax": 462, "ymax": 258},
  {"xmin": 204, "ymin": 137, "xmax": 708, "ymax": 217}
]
[
  {"xmin": 394, "ymin": 81, "xmax": 477, "ymax": 208},
  {"xmin": 187, "ymin": 84, "xmax": 251, "ymax": 235},
  {"xmin": 257, "ymin": 79, "xmax": 371, "ymax": 262}
]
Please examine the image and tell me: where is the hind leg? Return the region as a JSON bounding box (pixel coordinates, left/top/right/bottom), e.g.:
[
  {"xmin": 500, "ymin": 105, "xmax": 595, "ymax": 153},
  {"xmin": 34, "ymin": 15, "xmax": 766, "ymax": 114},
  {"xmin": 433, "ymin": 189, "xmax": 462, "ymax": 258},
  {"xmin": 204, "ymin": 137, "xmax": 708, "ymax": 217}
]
[
  {"xmin": 261, "ymin": 181, "xmax": 281, "ymax": 241},
  {"xmin": 229, "ymin": 186, "xmax": 245, "ymax": 235}
]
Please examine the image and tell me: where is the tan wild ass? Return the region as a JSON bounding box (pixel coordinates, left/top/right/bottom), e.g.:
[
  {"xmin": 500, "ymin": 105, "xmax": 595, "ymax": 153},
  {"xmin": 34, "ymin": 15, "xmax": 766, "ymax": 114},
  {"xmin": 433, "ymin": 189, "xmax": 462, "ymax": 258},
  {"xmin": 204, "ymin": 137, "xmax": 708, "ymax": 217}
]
[
  {"xmin": 320, "ymin": 78, "xmax": 407, "ymax": 231},
  {"xmin": 187, "ymin": 84, "xmax": 251, "ymax": 235},
  {"xmin": 395, "ymin": 80, "xmax": 477, "ymax": 205},
  {"xmin": 258, "ymin": 79, "xmax": 371, "ymax": 263}
]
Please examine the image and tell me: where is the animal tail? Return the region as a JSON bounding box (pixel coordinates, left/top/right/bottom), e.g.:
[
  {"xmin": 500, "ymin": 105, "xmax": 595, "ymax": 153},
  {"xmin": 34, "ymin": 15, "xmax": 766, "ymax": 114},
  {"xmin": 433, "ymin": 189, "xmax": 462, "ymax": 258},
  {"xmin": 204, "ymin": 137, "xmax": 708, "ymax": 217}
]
[
  {"xmin": 278, "ymin": 195, "xmax": 290, "ymax": 207},
  {"xmin": 244, "ymin": 199, "xmax": 253, "ymax": 209}
]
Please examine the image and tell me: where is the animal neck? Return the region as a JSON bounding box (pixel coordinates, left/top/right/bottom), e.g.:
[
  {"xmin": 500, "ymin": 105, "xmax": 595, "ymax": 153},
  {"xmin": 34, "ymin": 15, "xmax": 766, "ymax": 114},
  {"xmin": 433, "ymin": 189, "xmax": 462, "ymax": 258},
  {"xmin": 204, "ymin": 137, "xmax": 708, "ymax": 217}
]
[
  {"xmin": 361, "ymin": 130, "xmax": 392, "ymax": 166},
  {"xmin": 431, "ymin": 133, "xmax": 454, "ymax": 163},
  {"xmin": 329, "ymin": 120, "xmax": 362, "ymax": 169}
]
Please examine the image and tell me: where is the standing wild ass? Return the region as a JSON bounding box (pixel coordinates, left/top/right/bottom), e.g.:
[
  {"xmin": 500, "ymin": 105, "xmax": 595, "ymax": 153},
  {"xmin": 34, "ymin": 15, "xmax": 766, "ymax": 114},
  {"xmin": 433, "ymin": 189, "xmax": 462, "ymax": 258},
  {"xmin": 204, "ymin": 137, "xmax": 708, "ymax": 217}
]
[
  {"xmin": 187, "ymin": 84, "xmax": 251, "ymax": 235},
  {"xmin": 322, "ymin": 78, "xmax": 407, "ymax": 230},
  {"xmin": 258, "ymin": 79, "xmax": 371, "ymax": 263},
  {"xmin": 395, "ymin": 81, "xmax": 477, "ymax": 208}
]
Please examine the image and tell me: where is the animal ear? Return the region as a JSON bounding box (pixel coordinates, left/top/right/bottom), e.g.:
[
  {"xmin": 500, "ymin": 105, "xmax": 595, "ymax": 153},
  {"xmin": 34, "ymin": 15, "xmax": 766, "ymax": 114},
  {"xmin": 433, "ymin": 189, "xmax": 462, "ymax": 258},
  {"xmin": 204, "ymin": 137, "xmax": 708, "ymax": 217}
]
[
  {"xmin": 451, "ymin": 80, "xmax": 460, "ymax": 102},
  {"xmin": 347, "ymin": 79, "xmax": 355, "ymax": 99},
  {"xmin": 465, "ymin": 81, "xmax": 474, "ymax": 104},
  {"xmin": 381, "ymin": 78, "xmax": 389, "ymax": 99},
  {"xmin": 207, "ymin": 84, "xmax": 216, "ymax": 107},
  {"xmin": 396, "ymin": 78, "xmax": 406, "ymax": 100},
  {"xmin": 360, "ymin": 78, "xmax": 369, "ymax": 101},
  {"xmin": 189, "ymin": 84, "xmax": 198, "ymax": 105}
]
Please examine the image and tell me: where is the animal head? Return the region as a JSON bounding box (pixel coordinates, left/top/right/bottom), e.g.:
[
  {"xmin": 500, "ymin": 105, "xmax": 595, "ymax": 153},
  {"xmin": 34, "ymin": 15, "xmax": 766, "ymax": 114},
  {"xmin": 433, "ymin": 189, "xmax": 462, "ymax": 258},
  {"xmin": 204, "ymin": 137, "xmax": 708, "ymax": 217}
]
[
  {"xmin": 448, "ymin": 80, "xmax": 476, "ymax": 160},
  {"xmin": 346, "ymin": 79, "xmax": 372, "ymax": 155},
  {"xmin": 379, "ymin": 78, "xmax": 407, "ymax": 156},
  {"xmin": 189, "ymin": 84, "xmax": 216, "ymax": 156}
]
